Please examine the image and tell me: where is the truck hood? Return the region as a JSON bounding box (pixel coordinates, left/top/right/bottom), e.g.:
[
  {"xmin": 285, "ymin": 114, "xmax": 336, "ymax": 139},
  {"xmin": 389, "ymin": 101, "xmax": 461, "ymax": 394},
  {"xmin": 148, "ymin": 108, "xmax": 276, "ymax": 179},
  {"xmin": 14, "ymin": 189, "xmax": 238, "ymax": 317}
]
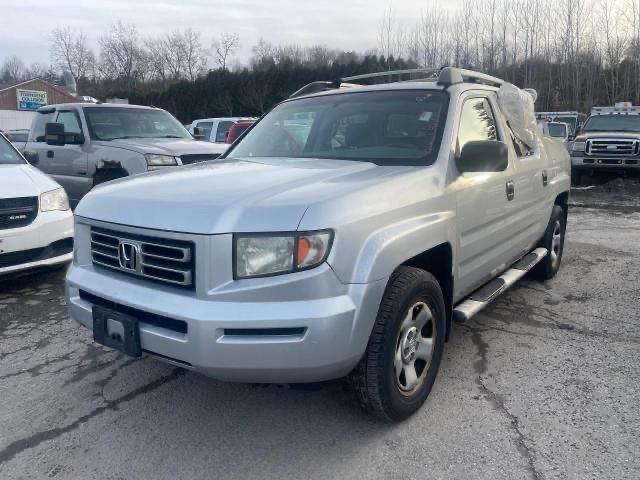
[
  {"xmin": 576, "ymin": 132, "xmax": 640, "ymax": 141},
  {"xmin": 93, "ymin": 138, "xmax": 228, "ymax": 156},
  {"xmin": 75, "ymin": 157, "xmax": 413, "ymax": 234},
  {"xmin": 0, "ymin": 164, "xmax": 60, "ymax": 198}
]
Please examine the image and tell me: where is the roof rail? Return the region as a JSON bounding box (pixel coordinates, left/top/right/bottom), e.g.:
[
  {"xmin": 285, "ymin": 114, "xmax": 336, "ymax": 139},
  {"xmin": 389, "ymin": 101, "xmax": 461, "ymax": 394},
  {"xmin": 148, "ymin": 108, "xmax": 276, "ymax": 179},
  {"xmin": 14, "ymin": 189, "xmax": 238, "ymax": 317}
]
[
  {"xmin": 438, "ymin": 67, "xmax": 504, "ymax": 88},
  {"xmin": 342, "ymin": 68, "xmax": 440, "ymax": 84},
  {"xmin": 288, "ymin": 67, "xmax": 506, "ymax": 99}
]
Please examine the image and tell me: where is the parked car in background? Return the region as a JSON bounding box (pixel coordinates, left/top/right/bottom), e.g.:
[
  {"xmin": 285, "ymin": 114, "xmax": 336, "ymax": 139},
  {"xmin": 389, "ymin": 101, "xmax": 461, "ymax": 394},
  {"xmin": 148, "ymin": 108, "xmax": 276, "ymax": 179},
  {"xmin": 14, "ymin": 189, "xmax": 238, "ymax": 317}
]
[
  {"xmin": 536, "ymin": 111, "xmax": 586, "ymax": 139},
  {"xmin": 571, "ymin": 102, "xmax": 640, "ymax": 178},
  {"xmin": 226, "ymin": 119, "xmax": 256, "ymax": 144},
  {"xmin": 5, "ymin": 129, "xmax": 29, "ymax": 152},
  {"xmin": 188, "ymin": 117, "xmax": 257, "ymax": 144},
  {"xmin": 66, "ymin": 68, "xmax": 570, "ymax": 420},
  {"xmin": 22, "ymin": 103, "xmax": 227, "ymax": 207},
  {"xmin": 0, "ymin": 132, "xmax": 73, "ymax": 277}
]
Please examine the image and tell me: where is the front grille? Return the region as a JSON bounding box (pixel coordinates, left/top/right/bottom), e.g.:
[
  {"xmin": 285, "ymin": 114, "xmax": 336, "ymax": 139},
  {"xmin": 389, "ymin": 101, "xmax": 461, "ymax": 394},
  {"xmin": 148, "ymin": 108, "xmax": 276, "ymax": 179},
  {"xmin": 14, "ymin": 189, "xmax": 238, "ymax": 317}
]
[
  {"xmin": 586, "ymin": 138, "xmax": 640, "ymax": 156},
  {"xmin": 180, "ymin": 154, "xmax": 220, "ymax": 165},
  {"xmin": 90, "ymin": 227, "xmax": 195, "ymax": 289},
  {"xmin": 0, "ymin": 196, "xmax": 38, "ymax": 230}
]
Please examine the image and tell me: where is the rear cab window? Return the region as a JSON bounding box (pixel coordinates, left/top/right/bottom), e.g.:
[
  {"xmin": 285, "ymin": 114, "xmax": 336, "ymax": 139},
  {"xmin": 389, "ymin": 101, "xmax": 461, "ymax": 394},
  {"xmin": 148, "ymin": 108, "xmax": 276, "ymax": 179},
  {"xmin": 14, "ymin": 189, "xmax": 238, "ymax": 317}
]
[{"xmin": 30, "ymin": 110, "xmax": 56, "ymax": 142}]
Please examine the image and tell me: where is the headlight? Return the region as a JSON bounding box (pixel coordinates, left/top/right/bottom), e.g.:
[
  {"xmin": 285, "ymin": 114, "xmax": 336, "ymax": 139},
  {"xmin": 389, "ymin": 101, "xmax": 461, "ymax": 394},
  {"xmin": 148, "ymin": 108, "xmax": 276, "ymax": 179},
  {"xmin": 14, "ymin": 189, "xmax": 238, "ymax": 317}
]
[
  {"xmin": 40, "ymin": 188, "xmax": 70, "ymax": 212},
  {"xmin": 145, "ymin": 154, "xmax": 179, "ymax": 167},
  {"xmin": 572, "ymin": 141, "xmax": 586, "ymax": 152},
  {"xmin": 234, "ymin": 230, "xmax": 333, "ymax": 279}
]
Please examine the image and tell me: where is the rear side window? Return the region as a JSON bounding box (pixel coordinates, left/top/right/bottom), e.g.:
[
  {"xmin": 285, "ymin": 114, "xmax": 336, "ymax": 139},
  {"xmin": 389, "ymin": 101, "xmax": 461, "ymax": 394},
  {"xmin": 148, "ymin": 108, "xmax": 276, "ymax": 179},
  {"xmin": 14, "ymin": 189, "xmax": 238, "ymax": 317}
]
[
  {"xmin": 30, "ymin": 111, "xmax": 56, "ymax": 142},
  {"xmin": 196, "ymin": 121, "xmax": 213, "ymax": 139},
  {"xmin": 56, "ymin": 111, "xmax": 82, "ymax": 134},
  {"xmin": 457, "ymin": 97, "xmax": 498, "ymax": 155},
  {"xmin": 215, "ymin": 121, "xmax": 234, "ymax": 142}
]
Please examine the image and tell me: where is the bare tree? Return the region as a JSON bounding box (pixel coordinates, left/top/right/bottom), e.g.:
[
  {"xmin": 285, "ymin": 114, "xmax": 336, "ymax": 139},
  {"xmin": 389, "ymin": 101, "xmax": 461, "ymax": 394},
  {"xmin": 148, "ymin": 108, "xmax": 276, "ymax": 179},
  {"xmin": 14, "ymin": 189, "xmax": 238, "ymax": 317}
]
[
  {"xmin": 180, "ymin": 29, "xmax": 207, "ymax": 80},
  {"xmin": 212, "ymin": 32, "xmax": 240, "ymax": 71},
  {"xmin": 1, "ymin": 55, "xmax": 26, "ymax": 83},
  {"xmin": 99, "ymin": 21, "xmax": 146, "ymax": 87},
  {"xmin": 50, "ymin": 26, "xmax": 95, "ymax": 81},
  {"xmin": 378, "ymin": 3, "xmax": 404, "ymax": 63}
]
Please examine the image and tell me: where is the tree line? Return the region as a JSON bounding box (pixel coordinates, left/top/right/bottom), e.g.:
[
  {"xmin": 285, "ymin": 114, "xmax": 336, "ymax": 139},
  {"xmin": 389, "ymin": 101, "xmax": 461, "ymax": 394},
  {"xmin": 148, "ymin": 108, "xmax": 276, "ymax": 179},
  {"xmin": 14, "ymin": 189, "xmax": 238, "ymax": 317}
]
[{"xmin": 1, "ymin": 0, "xmax": 640, "ymax": 122}]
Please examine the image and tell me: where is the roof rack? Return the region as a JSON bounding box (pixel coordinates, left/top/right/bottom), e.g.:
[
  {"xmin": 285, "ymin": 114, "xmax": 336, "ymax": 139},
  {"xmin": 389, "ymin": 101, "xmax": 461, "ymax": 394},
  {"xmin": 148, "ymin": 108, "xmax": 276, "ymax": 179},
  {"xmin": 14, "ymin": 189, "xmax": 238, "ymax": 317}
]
[{"xmin": 288, "ymin": 67, "xmax": 505, "ymax": 99}]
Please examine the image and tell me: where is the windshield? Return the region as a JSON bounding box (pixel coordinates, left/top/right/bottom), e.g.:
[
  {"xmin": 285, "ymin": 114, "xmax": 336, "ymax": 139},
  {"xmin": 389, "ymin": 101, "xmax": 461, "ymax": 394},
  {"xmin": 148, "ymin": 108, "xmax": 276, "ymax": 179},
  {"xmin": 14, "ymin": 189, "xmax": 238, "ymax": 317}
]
[
  {"xmin": 0, "ymin": 135, "xmax": 25, "ymax": 165},
  {"xmin": 84, "ymin": 107, "xmax": 191, "ymax": 141},
  {"xmin": 547, "ymin": 123, "xmax": 567, "ymax": 138},
  {"xmin": 583, "ymin": 115, "xmax": 640, "ymax": 133},
  {"xmin": 554, "ymin": 116, "xmax": 577, "ymax": 134},
  {"xmin": 227, "ymin": 90, "xmax": 449, "ymax": 166}
]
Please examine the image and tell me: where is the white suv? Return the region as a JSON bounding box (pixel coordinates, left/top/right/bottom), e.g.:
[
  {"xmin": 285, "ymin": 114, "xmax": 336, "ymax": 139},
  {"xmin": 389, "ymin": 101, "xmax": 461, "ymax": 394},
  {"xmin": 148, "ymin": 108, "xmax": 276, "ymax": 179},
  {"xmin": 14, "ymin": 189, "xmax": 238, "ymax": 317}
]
[{"xmin": 0, "ymin": 133, "xmax": 73, "ymax": 276}]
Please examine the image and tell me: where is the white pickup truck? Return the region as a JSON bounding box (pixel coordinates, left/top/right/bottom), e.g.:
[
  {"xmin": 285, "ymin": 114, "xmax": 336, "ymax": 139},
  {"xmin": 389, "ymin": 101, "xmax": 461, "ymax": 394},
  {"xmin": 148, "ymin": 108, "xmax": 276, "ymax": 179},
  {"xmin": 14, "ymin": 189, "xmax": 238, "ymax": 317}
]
[{"xmin": 66, "ymin": 68, "xmax": 571, "ymax": 420}]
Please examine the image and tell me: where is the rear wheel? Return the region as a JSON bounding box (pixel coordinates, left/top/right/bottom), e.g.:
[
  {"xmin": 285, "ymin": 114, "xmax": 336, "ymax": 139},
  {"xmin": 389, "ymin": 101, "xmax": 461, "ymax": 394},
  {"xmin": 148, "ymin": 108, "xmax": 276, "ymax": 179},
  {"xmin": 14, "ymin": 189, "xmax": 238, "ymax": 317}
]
[
  {"xmin": 349, "ymin": 267, "xmax": 446, "ymax": 421},
  {"xmin": 532, "ymin": 205, "xmax": 566, "ymax": 280}
]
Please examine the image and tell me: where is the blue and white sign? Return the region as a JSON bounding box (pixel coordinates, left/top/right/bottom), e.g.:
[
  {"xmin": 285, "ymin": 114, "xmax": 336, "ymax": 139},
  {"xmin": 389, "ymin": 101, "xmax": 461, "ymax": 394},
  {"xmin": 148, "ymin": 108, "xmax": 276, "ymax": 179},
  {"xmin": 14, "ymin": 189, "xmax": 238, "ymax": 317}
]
[{"xmin": 16, "ymin": 89, "xmax": 48, "ymax": 111}]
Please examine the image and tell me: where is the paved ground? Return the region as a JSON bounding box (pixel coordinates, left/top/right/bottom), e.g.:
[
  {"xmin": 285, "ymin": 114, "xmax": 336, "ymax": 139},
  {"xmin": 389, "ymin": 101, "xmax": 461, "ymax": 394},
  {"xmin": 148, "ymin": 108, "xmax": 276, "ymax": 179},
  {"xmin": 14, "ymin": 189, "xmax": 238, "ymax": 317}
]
[{"xmin": 1, "ymin": 204, "xmax": 639, "ymax": 480}]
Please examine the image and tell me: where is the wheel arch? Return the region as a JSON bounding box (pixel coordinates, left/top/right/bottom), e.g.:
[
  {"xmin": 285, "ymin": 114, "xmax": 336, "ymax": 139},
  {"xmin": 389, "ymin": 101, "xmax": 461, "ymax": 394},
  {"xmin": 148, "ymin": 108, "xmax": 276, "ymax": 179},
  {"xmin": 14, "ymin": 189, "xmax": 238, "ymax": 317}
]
[{"xmin": 401, "ymin": 242, "xmax": 454, "ymax": 341}]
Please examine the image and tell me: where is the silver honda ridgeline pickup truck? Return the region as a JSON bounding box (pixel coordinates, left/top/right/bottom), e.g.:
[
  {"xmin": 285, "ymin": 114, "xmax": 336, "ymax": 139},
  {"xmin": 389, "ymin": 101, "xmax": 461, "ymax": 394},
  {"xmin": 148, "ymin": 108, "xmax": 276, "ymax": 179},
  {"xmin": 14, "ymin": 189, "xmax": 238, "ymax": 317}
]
[{"xmin": 66, "ymin": 68, "xmax": 570, "ymax": 420}]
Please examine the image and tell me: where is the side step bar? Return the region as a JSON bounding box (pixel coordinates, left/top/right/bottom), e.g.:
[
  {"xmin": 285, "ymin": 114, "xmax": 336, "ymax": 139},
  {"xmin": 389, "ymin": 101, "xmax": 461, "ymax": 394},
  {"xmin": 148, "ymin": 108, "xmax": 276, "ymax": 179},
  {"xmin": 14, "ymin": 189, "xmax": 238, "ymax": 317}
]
[{"xmin": 452, "ymin": 248, "xmax": 548, "ymax": 324}]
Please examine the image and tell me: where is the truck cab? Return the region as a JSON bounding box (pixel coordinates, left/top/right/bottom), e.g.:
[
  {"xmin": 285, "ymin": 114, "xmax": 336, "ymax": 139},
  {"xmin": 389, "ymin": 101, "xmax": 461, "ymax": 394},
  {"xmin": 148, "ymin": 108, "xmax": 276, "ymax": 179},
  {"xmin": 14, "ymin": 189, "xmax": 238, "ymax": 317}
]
[{"xmin": 23, "ymin": 103, "xmax": 228, "ymax": 207}]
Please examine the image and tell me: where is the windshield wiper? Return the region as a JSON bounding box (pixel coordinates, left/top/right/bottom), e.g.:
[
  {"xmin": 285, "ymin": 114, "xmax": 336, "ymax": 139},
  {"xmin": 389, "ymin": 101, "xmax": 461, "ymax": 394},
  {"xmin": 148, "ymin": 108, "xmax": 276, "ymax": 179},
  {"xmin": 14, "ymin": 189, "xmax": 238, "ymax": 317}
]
[{"xmin": 157, "ymin": 135, "xmax": 184, "ymax": 139}]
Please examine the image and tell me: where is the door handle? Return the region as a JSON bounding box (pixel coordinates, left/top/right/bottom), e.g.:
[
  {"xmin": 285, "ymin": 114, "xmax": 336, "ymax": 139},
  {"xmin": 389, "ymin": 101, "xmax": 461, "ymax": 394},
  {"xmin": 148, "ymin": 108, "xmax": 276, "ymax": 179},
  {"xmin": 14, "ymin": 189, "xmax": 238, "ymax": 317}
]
[
  {"xmin": 47, "ymin": 150, "xmax": 54, "ymax": 159},
  {"xmin": 506, "ymin": 180, "xmax": 515, "ymax": 201},
  {"xmin": 542, "ymin": 170, "xmax": 549, "ymax": 187}
]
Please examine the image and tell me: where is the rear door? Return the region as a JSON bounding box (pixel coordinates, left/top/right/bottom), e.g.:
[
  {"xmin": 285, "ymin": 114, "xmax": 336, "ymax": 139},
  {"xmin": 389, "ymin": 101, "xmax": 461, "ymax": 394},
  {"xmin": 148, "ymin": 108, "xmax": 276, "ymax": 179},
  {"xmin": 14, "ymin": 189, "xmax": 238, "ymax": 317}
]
[{"xmin": 453, "ymin": 93, "xmax": 519, "ymax": 297}]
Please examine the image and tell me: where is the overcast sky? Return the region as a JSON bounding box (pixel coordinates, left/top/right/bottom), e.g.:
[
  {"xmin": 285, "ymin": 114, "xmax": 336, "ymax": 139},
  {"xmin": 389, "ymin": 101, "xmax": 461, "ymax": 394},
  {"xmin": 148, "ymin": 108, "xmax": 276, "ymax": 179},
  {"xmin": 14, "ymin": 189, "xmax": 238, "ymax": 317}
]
[{"xmin": 0, "ymin": 0, "xmax": 434, "ymax": 67}]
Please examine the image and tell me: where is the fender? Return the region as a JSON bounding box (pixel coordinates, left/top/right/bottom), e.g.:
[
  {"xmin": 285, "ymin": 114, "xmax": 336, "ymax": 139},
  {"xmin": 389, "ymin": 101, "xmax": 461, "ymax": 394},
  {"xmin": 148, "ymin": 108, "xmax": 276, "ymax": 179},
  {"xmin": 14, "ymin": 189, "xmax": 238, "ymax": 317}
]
[{"xmin": 341, "ymin": 209, "xmax": 456, "ymax": 285}]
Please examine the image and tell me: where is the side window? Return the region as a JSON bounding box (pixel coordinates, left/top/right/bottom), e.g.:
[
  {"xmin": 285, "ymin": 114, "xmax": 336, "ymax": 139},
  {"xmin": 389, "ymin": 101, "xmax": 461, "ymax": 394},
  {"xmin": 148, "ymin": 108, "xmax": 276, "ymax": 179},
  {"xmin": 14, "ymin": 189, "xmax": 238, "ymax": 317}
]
[
  {"xmin": 457, "ymin": 97, "xmax": 499, "ymax": 155},
  {"xmin": 506, "ymin": 123, "xmax": 534, "ymax": 157},
  {"xmin": 56, "ymin": 111, "xmax": 82, "ymax": 134},
  {"xmin": 215, "ymin": 121, "xmax": 235, "ymax": 142},
  {"xmin": 31, "ymin": 112, "xmax": 56, "ymax": 142},
  {"xmin": 195, "ymin": 121, "xmax": 213, "ymax": 139}
]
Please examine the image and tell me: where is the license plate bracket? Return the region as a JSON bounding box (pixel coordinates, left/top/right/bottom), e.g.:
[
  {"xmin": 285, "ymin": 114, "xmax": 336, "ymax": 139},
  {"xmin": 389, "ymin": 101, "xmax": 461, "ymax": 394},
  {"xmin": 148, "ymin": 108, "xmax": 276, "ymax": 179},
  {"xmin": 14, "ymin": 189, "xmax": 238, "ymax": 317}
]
[{"xmin": 93, "ymin": 306, "xmax": 142, "ymax": 357}]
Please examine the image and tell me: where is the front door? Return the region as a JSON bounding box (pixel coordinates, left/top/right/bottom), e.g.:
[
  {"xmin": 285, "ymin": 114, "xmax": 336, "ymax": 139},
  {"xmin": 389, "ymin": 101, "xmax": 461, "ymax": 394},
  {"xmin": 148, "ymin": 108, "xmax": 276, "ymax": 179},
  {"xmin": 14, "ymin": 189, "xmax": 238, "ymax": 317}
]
[
  {"xmin": 30, "ymin": 109, "xmax": 90, "ymax": 207},
  {"xmin": 452, "ymin": 94, "xmax": 517, "ymax": 298}
]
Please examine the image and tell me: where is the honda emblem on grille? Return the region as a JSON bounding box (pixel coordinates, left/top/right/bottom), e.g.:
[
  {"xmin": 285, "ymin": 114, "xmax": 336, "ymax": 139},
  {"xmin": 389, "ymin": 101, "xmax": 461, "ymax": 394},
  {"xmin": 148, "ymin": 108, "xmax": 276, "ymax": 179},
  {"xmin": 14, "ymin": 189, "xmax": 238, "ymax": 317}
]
[{"xmin": 118, "ymin": 242, "xmax": 139, "ymax": 271}]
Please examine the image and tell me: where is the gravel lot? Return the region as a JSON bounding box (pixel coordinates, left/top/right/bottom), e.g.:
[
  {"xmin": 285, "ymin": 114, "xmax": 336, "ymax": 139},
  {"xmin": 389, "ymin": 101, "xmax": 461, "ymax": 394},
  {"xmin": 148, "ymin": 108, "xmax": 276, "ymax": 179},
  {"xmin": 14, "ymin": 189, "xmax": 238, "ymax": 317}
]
[{"xmin": 1, "ymin": 200, "xmax": 639, "ymax": 480}]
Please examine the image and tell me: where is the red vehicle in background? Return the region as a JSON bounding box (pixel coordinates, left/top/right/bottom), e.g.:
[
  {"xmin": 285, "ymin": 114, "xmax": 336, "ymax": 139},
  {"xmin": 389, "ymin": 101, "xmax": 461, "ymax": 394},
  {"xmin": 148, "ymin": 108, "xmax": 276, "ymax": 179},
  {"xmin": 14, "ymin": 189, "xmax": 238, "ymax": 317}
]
[{"xmin": 226, "ymin": 119, "xmax": 256, "ymax": 144}]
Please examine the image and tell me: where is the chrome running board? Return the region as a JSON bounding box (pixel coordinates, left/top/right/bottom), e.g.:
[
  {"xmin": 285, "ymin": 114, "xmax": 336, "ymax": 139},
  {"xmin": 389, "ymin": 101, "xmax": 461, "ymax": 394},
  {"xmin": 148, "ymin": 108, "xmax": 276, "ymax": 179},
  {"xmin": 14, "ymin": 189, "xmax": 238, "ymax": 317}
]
[{"xmin": 452, "ymin": 248, "xmax": 548, "ymax": 323}]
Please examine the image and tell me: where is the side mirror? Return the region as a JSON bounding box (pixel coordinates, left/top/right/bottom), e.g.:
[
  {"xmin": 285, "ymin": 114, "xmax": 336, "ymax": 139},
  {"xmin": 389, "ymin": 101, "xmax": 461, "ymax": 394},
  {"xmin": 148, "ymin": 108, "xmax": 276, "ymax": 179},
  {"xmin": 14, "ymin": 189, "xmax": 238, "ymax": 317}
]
[
  {"xmin": 45, "ymin": 122, "xmax": 84, "ymax": 146},
  {"xmin": 457, "ymin": 140, "xmax": 508, "ymax": 173},
  {"xmin": 45, "ymin": 123, "xmax": 66, "ymax": 146},
  {"xmin": 193, "ymin": 126, "xmax": 205, "ymax": 140}
]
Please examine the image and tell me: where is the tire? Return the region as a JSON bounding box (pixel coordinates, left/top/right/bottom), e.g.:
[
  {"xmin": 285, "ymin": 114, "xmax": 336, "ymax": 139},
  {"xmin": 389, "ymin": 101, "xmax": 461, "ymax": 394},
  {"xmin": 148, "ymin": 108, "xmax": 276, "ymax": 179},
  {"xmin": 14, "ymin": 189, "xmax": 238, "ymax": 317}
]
[
  {"xmin": 94, "ymin": 169, "xmax": 126, "ymax": 187},
  {"xmin": 349, "ymin": 266, "xmax": 446, "ymax": 421},
  {"xmin": 532, "ymin": 204, "xmax": 566, "ymax": 280}
]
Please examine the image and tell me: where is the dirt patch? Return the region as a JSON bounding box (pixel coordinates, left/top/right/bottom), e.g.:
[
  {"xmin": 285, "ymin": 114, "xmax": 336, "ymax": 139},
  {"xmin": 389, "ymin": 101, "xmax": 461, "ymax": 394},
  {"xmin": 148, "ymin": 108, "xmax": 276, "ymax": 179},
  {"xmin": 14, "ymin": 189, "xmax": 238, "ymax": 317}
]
[{"xmin": 570, "ymin": 176, "xmax": 640, "ymax": 209}]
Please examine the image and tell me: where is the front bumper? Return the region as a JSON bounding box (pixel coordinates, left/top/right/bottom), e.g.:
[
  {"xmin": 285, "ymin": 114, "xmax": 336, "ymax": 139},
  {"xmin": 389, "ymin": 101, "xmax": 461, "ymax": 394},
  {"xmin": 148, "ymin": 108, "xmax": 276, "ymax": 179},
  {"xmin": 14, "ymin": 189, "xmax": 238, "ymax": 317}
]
[
  {"xmin": 571, "ymin": 156, "xmax": 640, "ymax": 170},
  {"xmin": 0, "ymin": 210, "xmax": 74, "ymax": 275},
  {"xmin": 66, "ymin": 262, "xmax": 387, "ymax": 383}
]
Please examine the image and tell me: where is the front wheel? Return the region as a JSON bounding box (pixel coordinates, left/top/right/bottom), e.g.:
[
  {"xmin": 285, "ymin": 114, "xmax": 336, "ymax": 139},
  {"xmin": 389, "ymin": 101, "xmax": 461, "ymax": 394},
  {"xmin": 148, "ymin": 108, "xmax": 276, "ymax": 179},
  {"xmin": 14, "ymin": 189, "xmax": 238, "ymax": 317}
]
[{"xmin": 349, "ymin": 267, "xmax": 446, "ymax": 421}]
